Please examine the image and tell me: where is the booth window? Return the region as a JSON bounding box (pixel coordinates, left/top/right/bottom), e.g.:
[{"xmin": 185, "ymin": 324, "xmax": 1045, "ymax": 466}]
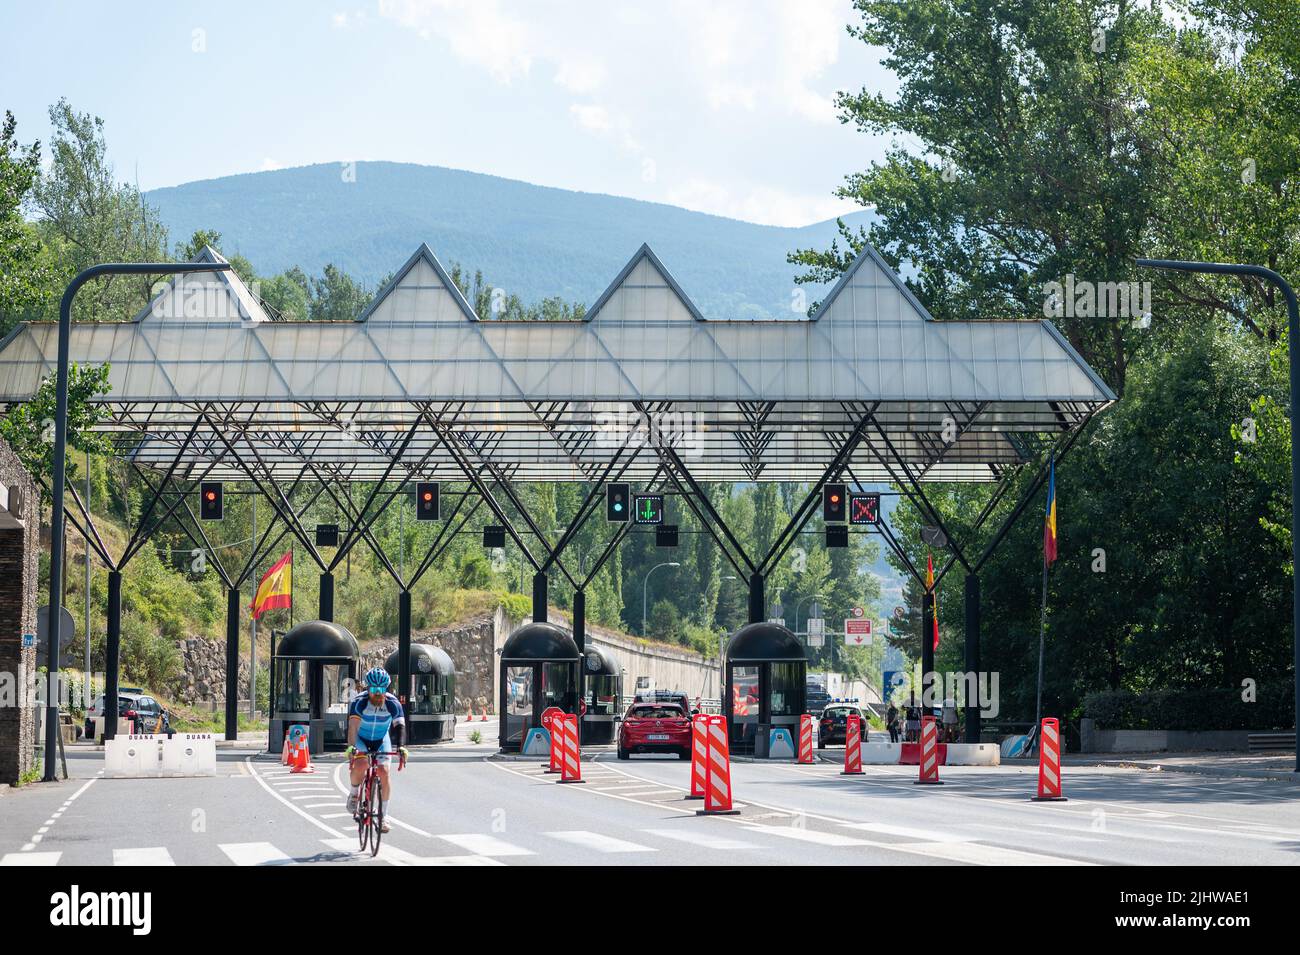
[
  {"xmin": 769, "ymin": 662, "xmax": 802, "ymax": 717},
  {"xmin": 276, "ymin": 660, "xmax": 310, "ymax": 714},
  {"xmin": 730, "ymin": 666, "xmax": 759, "ymax": 721},
  {"xmin": 542, "ymin": 662, "xmax": 575, "ymax": 713},
  {"xmin": 586, "ymin": 674, "xmax": 618, "ymax": 716}
]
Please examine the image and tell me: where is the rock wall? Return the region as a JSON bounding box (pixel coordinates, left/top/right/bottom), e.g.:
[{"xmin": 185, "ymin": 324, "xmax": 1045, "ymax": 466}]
[{"xmin": 172, "ymin": 638, "xmax": 250, "ymax": 707}]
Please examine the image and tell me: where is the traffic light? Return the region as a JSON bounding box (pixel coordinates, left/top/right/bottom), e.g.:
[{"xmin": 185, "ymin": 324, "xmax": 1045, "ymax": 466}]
[
  {"xmin": 199, "ymin": 482, "xmax": 223, "ymax": 520},
  {"xmin": 415, "ymin": 482, "xmax": 440, "ymax": 521},
  {"xmin": 849, "ymin": 493, "xmax": 880, "ymax": 525},
  {"xmin": 606, "ymin": 482, "xmax": 630, "ymax": 522},
  {"xmin": 822, "ymin": 483, "xmax": 846, "ymax": 522}
]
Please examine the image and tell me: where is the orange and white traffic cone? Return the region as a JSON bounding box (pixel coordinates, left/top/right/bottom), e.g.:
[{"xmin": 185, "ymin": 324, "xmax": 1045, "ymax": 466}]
[
  {"xmin": 480, "ymin": 710, "xmax": 488, "ymax": 722},
  {"xmin": 558, "ymin": 713, "xmax": 584, "ymax": 784},
  {"xmin": 1033, "ymin": 717, "xmax": 1067, "ymax": 801},
  {"xmin": 914, "ymin": 714, "xmax": 942, "ymax": 785},
  {"xmin": 698, "ymin": 715, "xmax": 740, "ymax": 815},
  {"xmin": 289, "ymin": 734, "xmax": 314, "ymax": 774},
  {"xmin": 798, "ymin": 713, "xmax": 814, "ymax": 763},
  {"xmin": 687, "ymin": 714, "xmax": 707, "ymax": 800},
  {"xmin": 280, "ymin": 734, "xmax": 290, "ymax": 766},
  {"xmin": 842, "ymin": 712, "xmax": 863, "ymax": 775}
]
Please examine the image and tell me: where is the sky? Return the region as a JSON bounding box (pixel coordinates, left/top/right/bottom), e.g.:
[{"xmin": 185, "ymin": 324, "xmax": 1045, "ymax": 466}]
[{"xmin": 1, "ymin": 0, "xmax": 895, "ymax": 228}]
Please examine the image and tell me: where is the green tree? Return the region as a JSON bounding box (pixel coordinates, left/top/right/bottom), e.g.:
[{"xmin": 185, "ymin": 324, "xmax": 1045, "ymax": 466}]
[
  {"xmin": 0, "ymin": 111, "xmax": 60, "ymax": 331},
  {"xmin": 0, "ymin": 362, "xmax": 112, "ymax": 485}
]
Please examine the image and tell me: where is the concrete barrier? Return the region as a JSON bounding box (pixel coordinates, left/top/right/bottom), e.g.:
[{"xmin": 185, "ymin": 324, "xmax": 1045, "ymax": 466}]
[
  {"xmin": 854, "ymin": 741, "xmax": 999, "ymax": 766},
  {"xmin": 105, "ymin": 734, "xmax": 216, "ymax": 778}
]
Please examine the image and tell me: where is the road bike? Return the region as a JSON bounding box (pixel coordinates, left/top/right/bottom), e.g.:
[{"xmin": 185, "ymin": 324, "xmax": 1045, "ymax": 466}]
[{"xmin": 350, "ymin": 744, "xmax": 406, "ymax": 857}]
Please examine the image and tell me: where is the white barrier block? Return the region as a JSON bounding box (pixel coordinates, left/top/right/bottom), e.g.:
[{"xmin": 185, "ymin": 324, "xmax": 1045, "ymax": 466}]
[
  {"xmin": 104, "ymin": 735, "xmax": 165, "ymax": 778},
  {"xmin": 859, "ymin": 742, "xmax": 902, "ymax": 764},
  {"xmin": 943, "ymin": 742, "xmax": 1001, "ymax": 766},
  {"xmin": 162, "ymin": 733, "xmax": 217, "ymax": 776}
]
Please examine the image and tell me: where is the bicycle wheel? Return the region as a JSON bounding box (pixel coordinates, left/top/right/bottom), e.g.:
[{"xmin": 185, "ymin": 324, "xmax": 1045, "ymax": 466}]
[
  {"xmin": 357, "ymin": 774, "xmax": 371, "ymax": 852},
  {"xmin": 369, "ymin": 797, "xmax": 383, "ymax": 857}
]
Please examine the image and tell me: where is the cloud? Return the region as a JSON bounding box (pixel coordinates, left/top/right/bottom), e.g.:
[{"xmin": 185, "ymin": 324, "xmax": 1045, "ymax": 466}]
[
  {"xmin": 378, "ymin": 0, "xmax": 533, "ymax": 83},
  {"xmin": 665, "ymin": 178, "xmax": 858, "ymax": 228}
]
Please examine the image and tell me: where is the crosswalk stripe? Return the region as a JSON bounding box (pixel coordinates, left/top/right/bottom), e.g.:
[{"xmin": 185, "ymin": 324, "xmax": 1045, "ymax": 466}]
[
  {"xmin": 642, "ymin": 828, "xmax": 760, "ymax": 850},
  {"xmin": 435, "ymin": 833, "xmax": 534, "ymax": 856},
  {"xmin": 320, "ymin": 838, "xmax": 504, "ymax": 866},
  {"xmin": 740, "ymin": 826, "xmax": 869, "ymax": 847},
  {"xmin": 545, "ymin": 830, "xmax": 656, "ymax": 853},
  {"xmin": 113, "ymin": 847, "xmax": 175, "ymax": 866},
  {"xmin": 1, "ymin": 852, "xmax": 62, "ymax": 866},
  {"xmin": 219, "ymin": 842, "xmax": 294, "ymax": 866},
  {"xmin": 903, "ymin": 841, "xmax": 1094, "ymax": 866}
]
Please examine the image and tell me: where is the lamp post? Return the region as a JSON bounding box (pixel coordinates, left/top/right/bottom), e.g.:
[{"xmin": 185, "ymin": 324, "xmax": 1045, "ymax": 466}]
[
  {"xmin": 43, "ymin": 261, "xmax": 231, "ymax": 781},
  {"xmin": 795, "ymin": 593, "xmax": 828, "ymax": 636},
  {"xmin": 642, "ymin": 561, "xmax": 680, "ymax": 637},
  {"xmin": 1137, "ymin": 257, "xmax": 1300, "ymax": 773}
]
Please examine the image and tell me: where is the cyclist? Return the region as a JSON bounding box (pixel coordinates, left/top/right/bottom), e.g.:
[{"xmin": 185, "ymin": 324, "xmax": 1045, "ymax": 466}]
[{"xmin": 345, "ymin": 666, "xmax": 408, "ymax": 832}]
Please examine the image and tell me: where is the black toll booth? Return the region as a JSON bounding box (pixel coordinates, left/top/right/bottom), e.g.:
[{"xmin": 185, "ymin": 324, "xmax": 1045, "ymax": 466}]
[
  {"xmin": 498, "ymin": 621, "xmax": 580, "ymax": 753},
  {"xmin": 385, "ymin": 644, "xmax": 456, "ymax": 743},
  {"xmin": 724, "ymin": 622, "xmax": 807, "ymax": 757},
  {"xmin": 269, "ymin": 620, "xmax": 359, "ymax": 755},
  {"xmin": 580, "ymin": 644, "xmax": 621, "ymax": 745}
]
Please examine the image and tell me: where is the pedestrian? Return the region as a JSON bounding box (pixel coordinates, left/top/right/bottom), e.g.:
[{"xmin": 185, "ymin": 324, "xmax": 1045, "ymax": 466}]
[
  {"xmin": 942, "ymin": 697, "xmax": 958, "ymax": 743},
  {"xmin": 886, "ymin": 701, "xmax": 899, "ymax": 743},
  {"xmin": 905, "ymin": 695, "xmax": 920, "ymax": 743}
]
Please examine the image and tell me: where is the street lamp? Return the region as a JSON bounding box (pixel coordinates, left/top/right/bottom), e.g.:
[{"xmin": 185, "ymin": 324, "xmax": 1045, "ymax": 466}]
[
  {"xmin": 1137, "ymin": 256, "xmax": 1300, "ymax": 773},
  {"xmin": 642, "ymin": 561, "xmax": 681, "ymax": 637},
  {"xmin": 795, "ymin": 593, "xmax": 828, "ymax": 635},
  {"xmin": 43, "ymin": 261, "xmax": 232, "ymax": 782}
]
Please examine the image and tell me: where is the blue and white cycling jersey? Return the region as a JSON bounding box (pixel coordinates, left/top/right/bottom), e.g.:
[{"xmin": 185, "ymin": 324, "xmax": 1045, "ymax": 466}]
[{"xmin": 348, "ymin": 691, "xmax": 405, "ymax": 745}]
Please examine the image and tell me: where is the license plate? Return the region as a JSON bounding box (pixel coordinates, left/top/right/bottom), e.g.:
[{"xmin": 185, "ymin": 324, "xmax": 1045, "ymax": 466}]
[{"xmin": 648, "ymin": 734, "xmax": 670, "ymax": 741}]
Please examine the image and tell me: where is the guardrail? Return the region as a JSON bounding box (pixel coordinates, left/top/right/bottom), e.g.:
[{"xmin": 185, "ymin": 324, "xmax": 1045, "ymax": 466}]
[{"xmin": 1248, "ymin": 732, "xmax": 1296, "ymax": 752}]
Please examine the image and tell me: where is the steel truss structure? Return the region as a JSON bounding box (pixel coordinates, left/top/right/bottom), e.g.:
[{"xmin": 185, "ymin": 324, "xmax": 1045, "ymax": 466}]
[{"xmin": 0, "ymin": 242, "xmax": 1115, "ymax": 743}]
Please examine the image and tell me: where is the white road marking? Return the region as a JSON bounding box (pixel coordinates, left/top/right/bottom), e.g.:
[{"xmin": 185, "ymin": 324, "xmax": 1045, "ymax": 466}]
[
  {"xmin": 545, "ymin": 831, "xmax": 656, "ymax": 853},
  {"xmin": 840, "ymin": 821, "xmax": 975, "ymax": 843},
  {"xmin": 219, "ymin": 842, "xmax": 294, "ymax": 866},
  {"xmin": 113, "ymin": 847, "xmax": 175, "ymax": 866},
  {"xmin": 435, "ymin": 833, "xmax": 535, "ymax": 857},
  {"xmin": 244, "ymin": 756, "xmax": 345, "ymax": 837},
  {"xmin": 904, "ymin": 841, "xmax": 1094, "ymax": 866},
  {"xmin": 1, "ymin": 852, "xmax": 62, "ymax": 865},
  {"xmin": 642, "ymin": 828, "xmax": 761, "ymax": 850},
  {"xmin": 320, "ymin": 838, "xmax": 503, "ymax": 866},
  {"xmin": 741, "ymin": 825, "xmax": 869, "ymax": 847}
]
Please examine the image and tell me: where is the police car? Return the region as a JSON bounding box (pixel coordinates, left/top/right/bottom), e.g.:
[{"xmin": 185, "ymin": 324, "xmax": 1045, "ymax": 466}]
[{"xmin": 817, "ymin": 699, "xmax": 870, "ymax": 748}]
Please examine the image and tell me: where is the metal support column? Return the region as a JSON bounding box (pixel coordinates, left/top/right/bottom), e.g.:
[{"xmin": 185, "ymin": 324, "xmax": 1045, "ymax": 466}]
[
  {"xmin": 573, "ymin": 588, "xmax": 586, "ymax": 741},
  {"xmin": 319, "ymin": 572, "xmax": 334, "ymax": 622},
  {"xmin": 397, "ymin": 590, "xmax": 412, "ymax": 706},
  {"xmin": 964, "ymin": 573, "xmax": 980, "ymax": 744},
  {"xmin": 532, "ymin": 571, "xmax": 548, "ymax": 623},
  {"xmin": 225, "ymin": 587, "xmax": 240, "ymax": 741},
  {"xmin": 747, "ymin": 573, "xmax": 765, "ymax": 625},
  {"xmin": 103, "ymin": 571, "xmax": 122, "ymax": 742}
]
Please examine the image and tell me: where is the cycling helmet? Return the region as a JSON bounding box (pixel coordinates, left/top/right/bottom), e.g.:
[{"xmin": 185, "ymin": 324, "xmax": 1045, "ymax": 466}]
[{"xmin": 364, "ymin": 666, "xmax": 391, "ymax": 693}]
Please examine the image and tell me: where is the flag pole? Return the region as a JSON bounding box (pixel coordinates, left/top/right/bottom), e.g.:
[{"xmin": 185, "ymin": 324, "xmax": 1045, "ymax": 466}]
[
  {"xmin": 1035, "ymin": 545, "xmax": 1048, "ymax": 726},
  {"xmin": 1035, "ymin": 454, "xmax": 1054, "ymax": 728}
]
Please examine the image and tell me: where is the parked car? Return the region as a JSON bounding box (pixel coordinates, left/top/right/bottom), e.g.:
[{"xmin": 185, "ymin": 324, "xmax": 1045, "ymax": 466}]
[
  {"xmin": 818, "ymin": 701, "xmax": 870, "ymax": 748},
  {"xmin": 618, "ymin": 701, "xmax": 692, "ymax": 759},
  {"xmin": 85, "ymin": 691, "xmax": 165, "ymax": 738}
]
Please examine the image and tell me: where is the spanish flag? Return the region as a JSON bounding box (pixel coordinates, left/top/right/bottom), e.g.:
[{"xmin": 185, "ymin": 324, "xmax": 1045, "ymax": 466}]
[
  {"xmin": 1043, "ymin": 456, "xmax": 1058, "ymax": 566},
  {"xmin": 251, "ymin": 550, "xmax": 292, "ymax": 620},
  {"xmin": 926, "ymin": 553, "xmax": 939, "ymax": 651}
]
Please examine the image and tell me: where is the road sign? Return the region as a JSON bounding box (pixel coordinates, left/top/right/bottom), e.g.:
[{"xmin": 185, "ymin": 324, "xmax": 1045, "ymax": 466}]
[
  {"xmin": 633, "ymin": 493, "xmax": 664, "ymax": 524},
  {"xmin": 851, "ymin": 606, "xmax": 865, "ymax": 618},
  {"xmin": 849, "ymin": 493, "xmax": 880, "ymax": 525},
  {"xmin": 892, "ymin": 605, "xmax": 905, "ymax": 620},
  {"xmin": 807, "ymin": 617, "xmax": 824, "ymax": 635},
  {"xmin": 37, "ymin": 605, "xmax": 75, "ymax": 657},
  {"xmin": 844, "ymin": 618, "xmax": 872, "ymax": 646}
]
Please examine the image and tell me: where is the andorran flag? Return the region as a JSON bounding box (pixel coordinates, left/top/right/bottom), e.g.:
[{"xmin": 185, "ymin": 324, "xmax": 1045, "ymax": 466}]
[
  {"xmin": 1043, "ymin": 456, "xmax": 1058, "ymax": 566},
  {"xmin": 251, "ymin": 551, "xmax": 292, "ymax": 620}
]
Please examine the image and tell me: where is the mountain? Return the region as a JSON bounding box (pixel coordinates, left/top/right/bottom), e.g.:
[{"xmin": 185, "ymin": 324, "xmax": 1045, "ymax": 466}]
[{"xmin": 145, "ymin": 162, "xmax": 872, "ymax": 320}]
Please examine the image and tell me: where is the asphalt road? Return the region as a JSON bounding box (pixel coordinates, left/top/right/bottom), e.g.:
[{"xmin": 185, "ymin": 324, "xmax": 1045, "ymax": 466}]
[{"xmin": 4, "ymin": 727, "xmax": 1300, "ymax": 866}]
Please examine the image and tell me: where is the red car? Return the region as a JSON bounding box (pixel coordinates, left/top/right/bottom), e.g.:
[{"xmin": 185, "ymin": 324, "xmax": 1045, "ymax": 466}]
[{"xmin": 618, "ymin": 702, "xmax": 692, "ymax": 760}]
